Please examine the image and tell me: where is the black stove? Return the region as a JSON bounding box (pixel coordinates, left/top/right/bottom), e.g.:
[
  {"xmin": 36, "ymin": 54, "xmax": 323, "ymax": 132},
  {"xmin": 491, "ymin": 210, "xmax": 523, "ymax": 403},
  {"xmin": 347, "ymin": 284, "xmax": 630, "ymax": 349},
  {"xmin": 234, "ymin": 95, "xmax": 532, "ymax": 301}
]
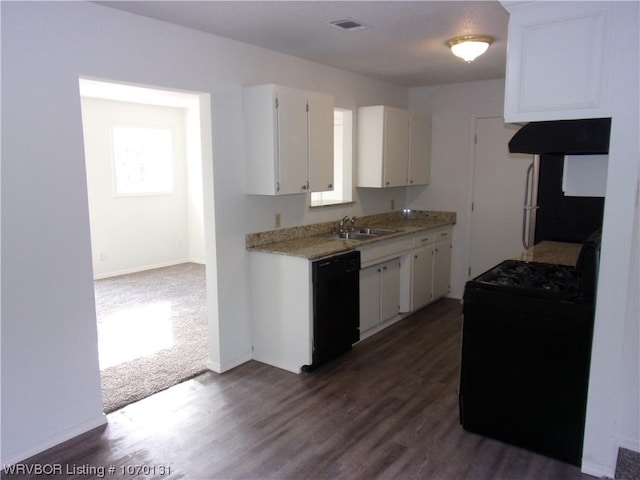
[
  {"xmin": 473, "ymin": 260, "xmax": 579, "ymax": 299},
  {"xmin": 459, "ymin": 235, "xmax": 601, "ymax": 466}
]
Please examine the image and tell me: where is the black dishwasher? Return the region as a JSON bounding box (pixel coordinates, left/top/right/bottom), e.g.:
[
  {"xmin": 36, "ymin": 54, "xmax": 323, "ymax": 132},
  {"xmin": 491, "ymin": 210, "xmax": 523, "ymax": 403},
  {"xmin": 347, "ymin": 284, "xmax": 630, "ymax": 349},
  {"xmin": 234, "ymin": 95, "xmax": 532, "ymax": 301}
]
[{"xmin": 304, "ymin": 250, "xmax": 360, "ymax": 371}]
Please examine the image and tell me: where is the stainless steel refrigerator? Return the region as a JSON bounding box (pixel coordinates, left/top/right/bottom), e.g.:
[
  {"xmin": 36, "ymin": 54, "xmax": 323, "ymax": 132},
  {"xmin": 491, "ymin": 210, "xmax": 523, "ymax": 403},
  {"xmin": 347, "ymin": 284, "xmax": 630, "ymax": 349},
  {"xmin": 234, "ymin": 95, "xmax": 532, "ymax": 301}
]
[{"xmin": 508, "ymin": 118, "xmax": 611, "ymax": 247}]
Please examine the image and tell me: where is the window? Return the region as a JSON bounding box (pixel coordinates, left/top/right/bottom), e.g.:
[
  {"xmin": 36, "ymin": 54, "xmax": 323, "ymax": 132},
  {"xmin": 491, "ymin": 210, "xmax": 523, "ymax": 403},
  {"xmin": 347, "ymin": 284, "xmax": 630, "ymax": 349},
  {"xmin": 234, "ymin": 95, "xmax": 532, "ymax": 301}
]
[
  {"xmin": 112, "ymin": 125, "xmax": 173, "ymax": 196},
  {"xmin": 311, "ymin": 109, "xmax": 353, "ymax": 207}
]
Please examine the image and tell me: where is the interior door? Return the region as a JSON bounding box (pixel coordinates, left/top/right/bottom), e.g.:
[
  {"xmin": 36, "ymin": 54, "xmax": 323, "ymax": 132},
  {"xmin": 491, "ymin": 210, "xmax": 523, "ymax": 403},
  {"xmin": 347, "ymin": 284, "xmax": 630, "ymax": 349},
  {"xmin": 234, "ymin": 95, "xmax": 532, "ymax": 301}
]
[{"xmin": 469, "ymin": 117, "xmax": 532, "ymax": 278}]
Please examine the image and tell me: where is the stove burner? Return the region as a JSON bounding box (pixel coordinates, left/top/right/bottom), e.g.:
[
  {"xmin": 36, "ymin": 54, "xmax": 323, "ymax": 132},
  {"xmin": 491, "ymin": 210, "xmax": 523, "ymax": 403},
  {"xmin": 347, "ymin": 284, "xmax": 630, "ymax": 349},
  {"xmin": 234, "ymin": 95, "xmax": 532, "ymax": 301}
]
[{"xmin": 475, "ymin": 260, "xmax": 579, "ymax": 298}]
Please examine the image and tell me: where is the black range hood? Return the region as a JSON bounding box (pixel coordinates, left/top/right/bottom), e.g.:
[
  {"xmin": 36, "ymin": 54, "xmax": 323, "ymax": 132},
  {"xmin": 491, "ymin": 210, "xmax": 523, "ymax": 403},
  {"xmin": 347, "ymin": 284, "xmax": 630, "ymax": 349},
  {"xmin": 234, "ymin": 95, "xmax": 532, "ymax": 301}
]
[{"xmin": 509, "ymin": 117, "xmax": 611, "ymax": 155}]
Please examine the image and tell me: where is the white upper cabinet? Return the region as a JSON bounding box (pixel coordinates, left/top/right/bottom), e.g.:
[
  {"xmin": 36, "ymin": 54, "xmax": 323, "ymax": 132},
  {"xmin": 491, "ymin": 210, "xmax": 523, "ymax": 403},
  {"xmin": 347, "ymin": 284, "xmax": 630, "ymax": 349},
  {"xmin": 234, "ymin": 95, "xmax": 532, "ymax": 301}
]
[
  {"xmin": 307, "ymin": 91, "xmax": 335, "ymax": 192},
  {"xmin": 243, "ymin": 84, "xmax": 334, "ymax": 195},
  {"xmin": 358, "ymin": 106, "xmax": 431, "ymax": 188},
  {"xmin": 275, "ymin": 88, "xmax": 309, "ymax": 195},
  {"xmin": 502, "ymin": 1, "xmax": 615, "ymax": 122},
  {"xmin": 382, "ymin": 107, "xmax": 411, "ymax": 187},
  {"xmin": 357, "ymin": 106, "xmax": 409, "ymax": 188},
  {"xmin": 408, "ymin": 114, "xmax": 432, "ymax": 186},
  {"xmin": 432, "ymin": 229, "xmax": 452, "ymax": 301}
]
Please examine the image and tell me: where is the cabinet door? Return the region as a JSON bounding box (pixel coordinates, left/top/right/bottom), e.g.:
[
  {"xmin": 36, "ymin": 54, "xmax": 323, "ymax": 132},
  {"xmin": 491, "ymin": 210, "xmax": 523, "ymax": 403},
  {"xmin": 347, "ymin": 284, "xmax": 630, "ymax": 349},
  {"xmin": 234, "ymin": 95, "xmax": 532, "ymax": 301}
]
[
  {"xmin": 432, "ymin": 239, "xmax": 452, "ymax": 300},
  {"xmin": 503, "ymin": 2, "xmax": 614, "ymax": 122},
  {"xmin": 408, "ymin": 115, "xmax": 431, "ymax": 186},
  {"xmin": 276, "ymin": 89, "xmax": 309, "ymax": 194},
  {"xmin": 243, "ymin": 84, "xmax": 279, "ymax": 195},
  {"xmin": 383, "ymin": 108, "xmax": 410, "ymax": 187},
  {"xmin": 380, "ymin": 259, "xmax": 401, "ymax": 322},
  {"xmin": 412, "ymin": 245, "xmax": 434, "ymax": 310},
  {"xmin": 308, "ymin": 93, "xmax": 334, "ymax": 192},
  {"xmin": 356, "ymin": 106, "xmax": 384, "ymax": 188},
  {"xmin": 359, "ymin": 264, "xmax": 381, "ymax": 333}
]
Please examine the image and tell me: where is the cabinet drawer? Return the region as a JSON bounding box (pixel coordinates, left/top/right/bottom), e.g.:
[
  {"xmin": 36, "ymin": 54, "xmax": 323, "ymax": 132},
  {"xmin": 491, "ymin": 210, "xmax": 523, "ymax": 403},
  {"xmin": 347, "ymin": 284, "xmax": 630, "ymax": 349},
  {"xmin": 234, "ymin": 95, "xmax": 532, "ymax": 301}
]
[
  {"xmin": 411, "ymin": 228, "xmax": 452, "ymax": 248},
  {"xmin": 359, "ymin": 237, "xmax": 412, "ymax": 266},
  {"xmin": 412, "ymin": 232, "xmax": 436, "ymax": 247},
  {"xmin": 435, "ymin": 229, "xmax": 451, "ymax": 243}
]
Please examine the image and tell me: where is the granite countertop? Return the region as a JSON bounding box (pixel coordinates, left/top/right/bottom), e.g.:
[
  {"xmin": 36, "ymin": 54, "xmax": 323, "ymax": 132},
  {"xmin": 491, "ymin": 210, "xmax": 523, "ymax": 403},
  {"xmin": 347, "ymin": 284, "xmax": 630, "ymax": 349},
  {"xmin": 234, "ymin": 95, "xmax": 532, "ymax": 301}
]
[
  {"xmin": 246, "ymin": 210, "xmax": 456, "ymax": 260},
  {"xmin": 515, "ymin": 241, "xmax": 582, "ymax": 266}
]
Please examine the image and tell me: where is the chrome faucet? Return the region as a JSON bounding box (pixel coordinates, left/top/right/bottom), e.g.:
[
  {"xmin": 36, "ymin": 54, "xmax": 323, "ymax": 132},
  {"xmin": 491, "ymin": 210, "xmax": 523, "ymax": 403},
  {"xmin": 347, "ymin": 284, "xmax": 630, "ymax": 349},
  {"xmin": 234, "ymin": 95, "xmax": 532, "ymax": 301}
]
[{"xmin": 338, "ymin": 215, "xmax": 356, "ymax": 233}]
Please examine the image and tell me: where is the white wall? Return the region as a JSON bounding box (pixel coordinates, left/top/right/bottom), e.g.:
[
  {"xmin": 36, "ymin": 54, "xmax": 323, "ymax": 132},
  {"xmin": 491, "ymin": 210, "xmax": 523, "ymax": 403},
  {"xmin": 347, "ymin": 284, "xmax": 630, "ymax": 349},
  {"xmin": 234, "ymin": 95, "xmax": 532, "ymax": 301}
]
[
  {"xmin": 581, "ymin": 2, "xmax": 640, "ymax": 474},
  {"xmin": 616, "ymin": 202, "xmax": 639, "ymax": 451},
  {"xmin": 185, "ymin": 105, "xmax": 206, "ymax": 264},
  {"xmin": 0, "ymin": 1, "xmax": 406, "ymax": 463},
  {"xmin": 81, "ymin": 98, "xmax": 198, "ymax": 277},
  {"xmin": 407, "ymin": 79, "xmax": 507, "ymax": 298}
]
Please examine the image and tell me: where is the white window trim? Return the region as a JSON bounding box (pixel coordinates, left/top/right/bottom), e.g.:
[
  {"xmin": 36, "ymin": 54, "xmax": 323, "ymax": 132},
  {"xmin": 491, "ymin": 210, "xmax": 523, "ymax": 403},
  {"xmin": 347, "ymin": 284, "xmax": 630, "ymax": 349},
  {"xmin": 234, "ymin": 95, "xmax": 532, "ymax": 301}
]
[{"xmin": 310, "ymin": 109, "xmax": 354, "ymax": 207}]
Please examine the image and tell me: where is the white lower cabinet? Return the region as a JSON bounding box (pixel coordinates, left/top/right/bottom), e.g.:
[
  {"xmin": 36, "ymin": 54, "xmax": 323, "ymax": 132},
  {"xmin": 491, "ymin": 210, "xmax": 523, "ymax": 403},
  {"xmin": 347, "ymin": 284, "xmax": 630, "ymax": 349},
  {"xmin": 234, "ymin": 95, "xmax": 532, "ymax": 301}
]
[
  {"xmin": 357, "ymin": 227, "xmax": 452, "ymax": 338},
  {"xmin": 249, "ymin": 252, "xmax": 313, "ymax": 373},
  {"xmin": 380, "ymin": 260, "xmax": 401, "ymax": 323},
  {"xmin": 249, "ymin": 226, "xmax": 452, "ymax": 370},
  {"xmin": 359, "ymin": 264, "xmax": 381, "ymax": 333},
  {"xmin": 359, "ymin": 259, "xmax": 401, "ymax": 334},
  {"xmin": 410, "ymin": 244, "xmax": 434, "ymax": 311},
  {"xmin": 400, "ymin": 227, "xmax": 453, "ymax": 313},
  {"xmin": 432, "ymin": 230, "xmax": 452, "ymax": 300}
]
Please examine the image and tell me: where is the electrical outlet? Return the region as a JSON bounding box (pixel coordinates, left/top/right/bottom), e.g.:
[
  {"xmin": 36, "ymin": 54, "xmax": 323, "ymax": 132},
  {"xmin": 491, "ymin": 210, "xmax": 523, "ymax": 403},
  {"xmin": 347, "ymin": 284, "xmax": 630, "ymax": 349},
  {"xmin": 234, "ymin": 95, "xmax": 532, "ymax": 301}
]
[
  {"xmin": 391, "ymin": 199, "xmax": 395, "ymax": 210},
  {"xmin": 275, "ymin": 213, "xmax": 281, "ymax": 228},
  {"xmin": 99, "ymin": 252, "xmax": 105, "ymax": 261}
]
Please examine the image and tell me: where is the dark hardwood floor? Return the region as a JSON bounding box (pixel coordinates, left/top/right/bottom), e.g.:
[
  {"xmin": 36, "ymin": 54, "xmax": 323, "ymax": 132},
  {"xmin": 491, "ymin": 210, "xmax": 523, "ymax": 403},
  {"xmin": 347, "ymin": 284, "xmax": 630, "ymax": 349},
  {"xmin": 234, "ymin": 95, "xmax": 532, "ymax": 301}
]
[{"xmin": 6, "ymin": 299, "xmax": 593, "ymax": 480}]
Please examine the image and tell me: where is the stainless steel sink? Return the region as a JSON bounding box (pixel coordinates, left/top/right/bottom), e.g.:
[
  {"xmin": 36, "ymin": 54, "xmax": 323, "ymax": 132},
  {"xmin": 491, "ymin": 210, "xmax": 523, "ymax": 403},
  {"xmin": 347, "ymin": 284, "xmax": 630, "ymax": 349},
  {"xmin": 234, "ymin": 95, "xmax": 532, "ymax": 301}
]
[
  {"xmin": 324, "ymin": 227, "xmax": 400, "ymax": 240},
  {"xmin": 330, "ymin": 231, "xmax": 377, "ymax": 240},
  {"xmin": 356, "ymin": 228, "xmax": 398, "ymax": 236}
]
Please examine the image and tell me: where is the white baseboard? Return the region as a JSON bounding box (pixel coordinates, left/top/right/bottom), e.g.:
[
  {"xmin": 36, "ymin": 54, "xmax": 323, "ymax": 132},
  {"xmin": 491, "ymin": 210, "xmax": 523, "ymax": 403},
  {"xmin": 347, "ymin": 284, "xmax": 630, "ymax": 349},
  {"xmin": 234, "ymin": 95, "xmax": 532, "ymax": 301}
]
[
  {"xmin": 581, "ymin": 462, "xmax": 614, "ymax": 479},
  {"xmin": 206, "ymin": 359, "xmax": 222, "ymax": 373},
  {"xmin": 582, "ymin": 436, "xmax": 640, "ymax": 478},
  {"xmin": 1, "ymin": 414, "xmax": 107, "ymax": 466},
  {"xmin": 617, "ymin": 435, "xmax": 640, "ymax": 452},
  {"xmin": 207, "ymin": 351, "xmax": 252, "ymax": 374},
  {"xmin": 93, "ymin": 259, "xmax": 195, "ymax": 279}
]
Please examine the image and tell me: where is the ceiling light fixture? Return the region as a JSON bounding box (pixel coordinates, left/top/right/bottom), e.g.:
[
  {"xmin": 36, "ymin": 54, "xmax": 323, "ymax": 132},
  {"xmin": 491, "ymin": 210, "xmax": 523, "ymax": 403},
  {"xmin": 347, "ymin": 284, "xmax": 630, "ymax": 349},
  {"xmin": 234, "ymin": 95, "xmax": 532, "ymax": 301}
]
[{"xmin": 447, "ymin": 35, "xmax": 494, "ymax": 63}]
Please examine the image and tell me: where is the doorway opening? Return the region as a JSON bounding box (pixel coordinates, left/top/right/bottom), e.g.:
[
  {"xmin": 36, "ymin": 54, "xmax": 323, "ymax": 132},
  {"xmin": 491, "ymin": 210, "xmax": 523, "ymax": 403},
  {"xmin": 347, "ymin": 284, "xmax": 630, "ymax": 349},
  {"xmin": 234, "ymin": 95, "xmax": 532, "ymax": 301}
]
[{"xmin": 79, "ymin": 78, "xmax": 215, "ymax": 412}]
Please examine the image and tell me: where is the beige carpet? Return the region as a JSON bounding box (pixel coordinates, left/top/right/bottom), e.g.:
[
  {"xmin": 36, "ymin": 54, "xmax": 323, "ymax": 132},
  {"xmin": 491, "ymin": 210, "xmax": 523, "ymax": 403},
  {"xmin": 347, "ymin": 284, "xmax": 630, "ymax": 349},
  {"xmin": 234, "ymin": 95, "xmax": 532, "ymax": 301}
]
[{"xmin": 94, "ymin": 263, "xmax": 208, "ymax": 413}]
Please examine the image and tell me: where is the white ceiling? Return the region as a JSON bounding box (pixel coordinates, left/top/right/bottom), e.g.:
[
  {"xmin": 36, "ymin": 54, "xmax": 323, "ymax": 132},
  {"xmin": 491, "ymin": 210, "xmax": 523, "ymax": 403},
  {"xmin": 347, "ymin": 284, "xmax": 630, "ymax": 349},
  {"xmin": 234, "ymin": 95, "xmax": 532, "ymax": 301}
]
[{"xmin": 97, "ymin": 1, "xmax": 509, "ymax": 88}]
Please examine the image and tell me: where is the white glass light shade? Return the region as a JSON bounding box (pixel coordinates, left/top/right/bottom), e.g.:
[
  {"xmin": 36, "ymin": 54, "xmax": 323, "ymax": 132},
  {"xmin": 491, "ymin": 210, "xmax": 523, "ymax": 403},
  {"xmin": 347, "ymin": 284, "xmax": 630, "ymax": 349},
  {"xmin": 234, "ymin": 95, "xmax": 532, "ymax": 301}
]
[{"xmin": 448, "ymin": 35, "xmax": 494, "ymax": 63}]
